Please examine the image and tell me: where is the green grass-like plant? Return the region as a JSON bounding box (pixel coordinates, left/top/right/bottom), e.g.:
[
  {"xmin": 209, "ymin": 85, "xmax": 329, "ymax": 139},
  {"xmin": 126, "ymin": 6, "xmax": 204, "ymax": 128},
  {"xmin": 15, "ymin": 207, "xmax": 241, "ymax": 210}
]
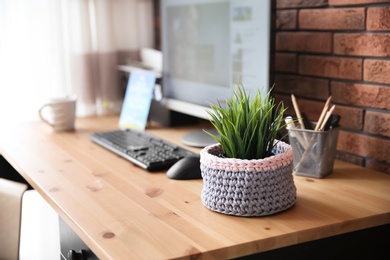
[{"xmin": 205, "ymin": 84, "xmax": 287, "ymax": 160}]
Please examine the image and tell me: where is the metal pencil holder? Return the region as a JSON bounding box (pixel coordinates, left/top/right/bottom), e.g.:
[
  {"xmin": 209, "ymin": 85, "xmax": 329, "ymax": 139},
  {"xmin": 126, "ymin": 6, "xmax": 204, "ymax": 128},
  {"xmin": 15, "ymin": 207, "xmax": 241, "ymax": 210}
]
[{"xmin": 288, "ymin": 127, "xmax": 340, "ymax": 178}]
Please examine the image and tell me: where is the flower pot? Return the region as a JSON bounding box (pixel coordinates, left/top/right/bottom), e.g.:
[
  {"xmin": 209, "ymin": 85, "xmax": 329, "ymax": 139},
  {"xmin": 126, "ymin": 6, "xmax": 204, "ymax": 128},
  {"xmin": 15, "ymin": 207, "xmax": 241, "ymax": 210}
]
[{"xmin": 200, "ymin": 141, "xmax": 296, "ymax": 217}]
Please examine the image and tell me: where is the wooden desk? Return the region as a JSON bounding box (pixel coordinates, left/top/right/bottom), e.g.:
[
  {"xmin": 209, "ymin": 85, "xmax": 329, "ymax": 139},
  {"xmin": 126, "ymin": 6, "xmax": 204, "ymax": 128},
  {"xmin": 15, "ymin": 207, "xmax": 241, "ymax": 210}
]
[{"xmin": 1, "ymin": 116, "xmax": 390, "ymax": 259}]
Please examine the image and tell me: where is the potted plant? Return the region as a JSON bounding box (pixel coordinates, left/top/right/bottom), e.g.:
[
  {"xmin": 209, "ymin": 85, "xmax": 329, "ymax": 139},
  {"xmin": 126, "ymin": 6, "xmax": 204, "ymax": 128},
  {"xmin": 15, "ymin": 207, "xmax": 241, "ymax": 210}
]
[{"xmin": 200, "ymin": 85, "xmax": 296, "ymax": 217}]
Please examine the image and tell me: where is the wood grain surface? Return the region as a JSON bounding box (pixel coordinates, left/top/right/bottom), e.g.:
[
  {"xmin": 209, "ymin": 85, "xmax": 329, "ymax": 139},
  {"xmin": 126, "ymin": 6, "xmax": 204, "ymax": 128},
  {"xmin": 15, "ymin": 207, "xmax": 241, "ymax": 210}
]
[{"xmin": 1, "ymin": 116, "xmax": 389, "ymax": 259}]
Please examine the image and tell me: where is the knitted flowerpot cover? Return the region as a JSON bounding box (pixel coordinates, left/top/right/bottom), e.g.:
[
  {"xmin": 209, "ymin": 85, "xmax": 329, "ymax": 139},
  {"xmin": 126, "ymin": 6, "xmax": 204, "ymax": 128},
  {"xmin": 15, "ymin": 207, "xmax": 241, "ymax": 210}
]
[{"xmin": 200, "ymin": 141, "xmax": 296, "ymax": 217}]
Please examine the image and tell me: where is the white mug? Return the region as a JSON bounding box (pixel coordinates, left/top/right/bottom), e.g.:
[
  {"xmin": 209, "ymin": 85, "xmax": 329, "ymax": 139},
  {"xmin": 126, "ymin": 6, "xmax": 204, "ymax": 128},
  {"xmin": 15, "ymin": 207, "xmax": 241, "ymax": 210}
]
[{"xmin": 39, "ymin": 96, "xmax": 77, "ymax": 131}]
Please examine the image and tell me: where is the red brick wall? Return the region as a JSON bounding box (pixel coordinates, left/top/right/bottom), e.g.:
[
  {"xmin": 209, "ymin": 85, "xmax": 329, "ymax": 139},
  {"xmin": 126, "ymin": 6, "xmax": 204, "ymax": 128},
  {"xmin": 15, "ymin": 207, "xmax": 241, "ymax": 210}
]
[
  {"xmin": 153, "ymin": 0, "xmax": 390, "ymax": 174},
  {"xmin": 274, "ymin": 0, "xmax": 390, "ymax": 174}
]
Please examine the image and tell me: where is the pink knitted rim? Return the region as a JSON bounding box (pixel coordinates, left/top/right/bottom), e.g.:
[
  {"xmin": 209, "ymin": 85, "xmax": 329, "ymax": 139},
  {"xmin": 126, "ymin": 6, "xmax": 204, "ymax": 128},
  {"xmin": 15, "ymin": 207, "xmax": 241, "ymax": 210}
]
[{"xmin": 200, "ymin": 141, "xmax": 293, "ymax": 172}]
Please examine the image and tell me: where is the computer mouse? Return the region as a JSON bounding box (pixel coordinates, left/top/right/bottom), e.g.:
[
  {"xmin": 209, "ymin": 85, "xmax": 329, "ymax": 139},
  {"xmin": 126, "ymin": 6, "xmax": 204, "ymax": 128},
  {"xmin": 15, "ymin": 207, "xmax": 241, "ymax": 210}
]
[{"xmin": 166, "ymin": 156, "xmax": 202, "ymax": 180}]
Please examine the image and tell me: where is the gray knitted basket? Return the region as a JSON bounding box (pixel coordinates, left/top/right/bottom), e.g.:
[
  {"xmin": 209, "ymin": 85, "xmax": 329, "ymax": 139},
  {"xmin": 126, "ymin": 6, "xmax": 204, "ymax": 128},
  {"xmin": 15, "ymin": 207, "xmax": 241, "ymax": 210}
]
[{"xmin": 200, "ymin": 141, "xmax": 296, "ymax": 217}]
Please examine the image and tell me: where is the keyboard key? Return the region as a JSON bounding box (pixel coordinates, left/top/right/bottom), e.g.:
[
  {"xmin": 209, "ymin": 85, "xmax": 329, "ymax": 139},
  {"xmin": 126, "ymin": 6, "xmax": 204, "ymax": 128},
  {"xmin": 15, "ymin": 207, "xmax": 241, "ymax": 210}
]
[{"xmin": 89, "ymin": 129, "xmax": 196, "ymax": 171}]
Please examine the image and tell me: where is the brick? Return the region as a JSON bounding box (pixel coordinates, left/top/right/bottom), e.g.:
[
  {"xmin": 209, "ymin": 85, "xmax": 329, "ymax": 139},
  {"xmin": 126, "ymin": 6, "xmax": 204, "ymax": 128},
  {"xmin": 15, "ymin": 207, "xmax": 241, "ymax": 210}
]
[
  {"xmin": 366, "ymin": 159, "xmax": 390, "ymax": 174},
  {"xmin": 273, "ymin": 94, "xmax": 326, "ymax": 121},
  {"xmin": 299, "ymin": 8, "xmax": 365, "ymax": 30},
  {"xmin": 274, "ymin": 93, "xmax": 295, "ymax": 116},
  {"xmin": 276, "ymin": 32, "xmax": 332, "ymax": 53},
  {"xmin": 276, "ymin": 10, "xmax": 297, "ymax": 30},
  {"xmin": 329, "ymin": 0, "xmax": 390, "ymax": 6},
  {"xmin": 333, "ymin": 105, "xmax": 364, "ymax": 130},
  {"xmin": 364, "ymin": 59, "xmax": 390, "ymax": 84},
  {"xmin": 290, "ymin": 98, "xmax": 329, "ymax": 122},
  {"xmin": 336, "ymin": 151, "xmax": 365, "ymax": 166},
  {"xmin": 275, "ymin": 53, "xmax": 298, "ymax": 72},
  {"xmin": 337, "ymin": 130, "xmax": 390, "ymax": 163},
  {"xmin": 299, "ymin": 55, "xmax": 362, "ymax": 80},
  {"xmin": 334, "ymin": 33, "xmax": 390, "ymax": 57},
  {"xmin": 364, "ymin": 111, "xmax": 390, "ymax": 137},
  {"xmin": 367, "ymin": 7, "xmax": 390, "ymax": 31},
  {"xmin": 277, "ymin": 0, "xmax": 327, "ymax": 9},
  {"xmin": 331, "ymin": 82, "xmax": 390, "ymax": 110},
  {"xmin": 274, "ymin": 74, "xmax": 329, "ymax": 99},
  {"xmin": 296, "ymin": 100, "xmax": 362, "ymax": 131}
]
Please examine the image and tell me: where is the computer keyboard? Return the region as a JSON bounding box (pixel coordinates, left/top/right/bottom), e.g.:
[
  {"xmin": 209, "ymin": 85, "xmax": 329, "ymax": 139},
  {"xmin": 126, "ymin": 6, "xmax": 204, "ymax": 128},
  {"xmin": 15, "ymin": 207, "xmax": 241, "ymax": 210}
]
[{"xmin": 89, "ymin": 129, "xmax": 197, "ymax": 171}]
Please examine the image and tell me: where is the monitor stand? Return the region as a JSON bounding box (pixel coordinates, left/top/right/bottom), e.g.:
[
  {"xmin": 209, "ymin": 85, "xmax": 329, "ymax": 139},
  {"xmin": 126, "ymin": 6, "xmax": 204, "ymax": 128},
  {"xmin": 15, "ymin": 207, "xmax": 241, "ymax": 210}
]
[{"xmin": 181, "ymin": 128, "xmax": 220, "ymax": 148}]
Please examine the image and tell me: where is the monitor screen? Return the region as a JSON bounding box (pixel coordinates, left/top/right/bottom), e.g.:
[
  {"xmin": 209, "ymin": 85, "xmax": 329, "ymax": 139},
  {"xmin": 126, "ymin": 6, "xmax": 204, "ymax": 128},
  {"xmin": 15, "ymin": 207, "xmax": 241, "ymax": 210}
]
[{"xmin": 160, "ymin": 0, "xmax": 271, "ymax": 146}]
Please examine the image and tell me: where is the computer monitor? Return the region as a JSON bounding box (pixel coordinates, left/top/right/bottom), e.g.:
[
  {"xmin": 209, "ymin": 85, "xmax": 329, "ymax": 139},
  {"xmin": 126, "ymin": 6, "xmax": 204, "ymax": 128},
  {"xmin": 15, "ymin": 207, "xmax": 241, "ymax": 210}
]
[{"xmin": 160, "ymin": 0, "xmax": 271, "ymax": 147}]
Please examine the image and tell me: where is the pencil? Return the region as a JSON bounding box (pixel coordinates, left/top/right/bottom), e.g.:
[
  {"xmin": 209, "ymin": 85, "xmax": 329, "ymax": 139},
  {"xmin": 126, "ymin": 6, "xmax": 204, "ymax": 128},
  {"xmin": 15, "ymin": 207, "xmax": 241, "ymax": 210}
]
[
  {"xmin": 319, "ymin": 104, "xmax": 336, "ymax": 130},
  {"xmin": 291, "ymin": 94, "xmax": 305, "ymax": 130},
  {"xmin": 315, "ymin": 96, "xmax": 332, "ymax": 131}
]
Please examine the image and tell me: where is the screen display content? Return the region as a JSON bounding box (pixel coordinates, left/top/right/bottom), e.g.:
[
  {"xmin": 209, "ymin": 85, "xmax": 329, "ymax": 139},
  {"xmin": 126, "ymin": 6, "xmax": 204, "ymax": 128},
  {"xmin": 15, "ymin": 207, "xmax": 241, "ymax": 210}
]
[{"xmin": 160, "ymin": 0, "xmax": 271, "ymax": 146}]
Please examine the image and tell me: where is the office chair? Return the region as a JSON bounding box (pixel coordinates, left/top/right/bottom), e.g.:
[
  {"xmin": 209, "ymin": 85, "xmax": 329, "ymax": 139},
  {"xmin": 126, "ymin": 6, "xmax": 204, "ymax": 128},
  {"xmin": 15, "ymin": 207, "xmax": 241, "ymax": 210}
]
[
  {"xmin": 0, "ymin": 175, "xmax": 60, "ymax": 260},
  {"xmin": 0, "ymin": 178, "xmax": 28, "ymax": 260},
  {"xmin": 18, "ymin": 189, "xmax": 60, "ymax": 259}
]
